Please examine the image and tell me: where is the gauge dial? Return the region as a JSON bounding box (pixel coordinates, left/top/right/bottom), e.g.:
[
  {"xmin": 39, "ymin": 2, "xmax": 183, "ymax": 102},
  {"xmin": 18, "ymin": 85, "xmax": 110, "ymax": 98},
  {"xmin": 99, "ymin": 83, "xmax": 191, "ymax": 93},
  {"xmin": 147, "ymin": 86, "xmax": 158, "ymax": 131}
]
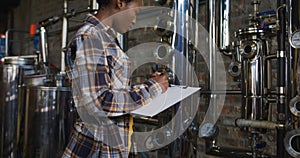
[
  {"xmin": 144, "ymin": 135, "xmax": 154, "ymax": 150},
  {"xmin": 198, "ymin": 122, "xmax": 218, "ymax": 138},
  {"xmin": 291, "ymin": 30, "xmax": 300, "ymax": 48}
]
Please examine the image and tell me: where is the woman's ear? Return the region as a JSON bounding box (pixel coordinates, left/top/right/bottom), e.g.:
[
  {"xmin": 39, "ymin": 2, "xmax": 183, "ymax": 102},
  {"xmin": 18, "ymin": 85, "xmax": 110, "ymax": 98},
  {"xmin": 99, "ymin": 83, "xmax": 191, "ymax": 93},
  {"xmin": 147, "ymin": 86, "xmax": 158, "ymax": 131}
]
[{"xmin": 116, "ymin": 0, "xmax": 126, "ymax": 9}]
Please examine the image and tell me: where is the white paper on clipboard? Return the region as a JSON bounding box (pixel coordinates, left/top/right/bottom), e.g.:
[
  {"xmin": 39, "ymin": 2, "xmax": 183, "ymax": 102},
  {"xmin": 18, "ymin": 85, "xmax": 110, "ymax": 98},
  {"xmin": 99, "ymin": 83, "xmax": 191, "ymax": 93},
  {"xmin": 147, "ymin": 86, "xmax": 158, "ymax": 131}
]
[{"xmin": 131, "ymin": 86, "xmax": 201, "ymax": 117}]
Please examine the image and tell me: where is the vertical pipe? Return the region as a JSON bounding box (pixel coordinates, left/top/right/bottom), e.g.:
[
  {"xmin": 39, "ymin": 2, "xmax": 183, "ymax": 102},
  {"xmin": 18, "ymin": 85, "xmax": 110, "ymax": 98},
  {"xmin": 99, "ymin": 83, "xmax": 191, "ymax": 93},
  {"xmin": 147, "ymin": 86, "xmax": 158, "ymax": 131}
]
[
  {"xmin": 5, "ymin": 30, "xmax": 9, "ymax": 56},
  {"xmin": 253, "ymin": 0, "xmax": 260, "ymax": 17},
  {"xmin": 262, "ymin": 40, "xmax": 271, "ymax": 121},
  {"xmin": 172, "ymin": 0, "xmax": 188, "ymax": 85},
  {"xmin": 219, "ymin": 0, "xmax": 230, "ymax": 51},
  {"xmin": 61, "ymin": 0, "xmax": 68, "ymax": 74},
  {"xmin": 241, "ymin": 59, "xmax": 248, "ymax": 125},
  {"xmin": 209, "ymin": 0, "xmax": 217, "ymax": 93},
  {"xmin": 40, "ymin": 27, "xmax": 48, "ymax": 64},
  {"xmin": 40, "ymin": 26, "xmax": 50, "ymax": 75},
  {"xmin": 0, "ymin": 65, "xmax": 3, "ymax": 158},
  {"xmin": 277, "ymin": 0, "xmax": 287, "ymax": 157},
  {"xmin": 171, "ymin": 0, "xmax": 189, "ymax": 157},
  {"xmin": 208, "ymin": 0, "xmax": 220, "ymax": 131}
]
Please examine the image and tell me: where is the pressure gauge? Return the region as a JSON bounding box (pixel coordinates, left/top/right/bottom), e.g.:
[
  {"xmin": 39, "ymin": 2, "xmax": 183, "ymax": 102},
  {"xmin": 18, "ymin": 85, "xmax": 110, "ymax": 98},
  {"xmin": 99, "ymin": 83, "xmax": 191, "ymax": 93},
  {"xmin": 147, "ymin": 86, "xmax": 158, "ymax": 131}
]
[
  {"xmin": 198, "ymin": 122, "xmax": 218, "ymax": 138},
  {"xmin": 144, "ymin": 135, "xmax": 155, "ymax": 150},
  {"xmin": 291, "ymin": 30, "xmax": 300, "ymax": 48}
]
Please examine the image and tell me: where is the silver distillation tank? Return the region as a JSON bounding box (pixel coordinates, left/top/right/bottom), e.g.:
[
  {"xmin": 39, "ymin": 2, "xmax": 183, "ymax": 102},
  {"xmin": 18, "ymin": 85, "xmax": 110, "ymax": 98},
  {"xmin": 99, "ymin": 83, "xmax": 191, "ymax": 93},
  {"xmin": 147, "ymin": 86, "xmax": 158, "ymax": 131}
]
[
  {"xmin": 235, "ymin": 5, "xmax": 277, "ymax": 156},
  {"xmin": 21, "ymin": 25, "xmax": 74, "ymax": 157},
  {"xmin": 227, "ymin": 0, "xmax": 300, "ymax": 157},
  {"xmin": 200, "ymin": 0, "xmax": 298, "ymax": 157}
]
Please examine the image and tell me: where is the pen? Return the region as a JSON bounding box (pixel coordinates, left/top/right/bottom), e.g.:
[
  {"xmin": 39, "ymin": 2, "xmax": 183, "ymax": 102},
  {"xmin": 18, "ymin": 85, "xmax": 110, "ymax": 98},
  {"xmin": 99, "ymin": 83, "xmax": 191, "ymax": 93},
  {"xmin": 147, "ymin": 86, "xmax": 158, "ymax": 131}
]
[
  {"xmin": 170, "ymin": 84, "xmax": 188, "ymax": 89},
  {"xmin": 155, "ymin": 64, "xmax": 164, "ymax": 76}
]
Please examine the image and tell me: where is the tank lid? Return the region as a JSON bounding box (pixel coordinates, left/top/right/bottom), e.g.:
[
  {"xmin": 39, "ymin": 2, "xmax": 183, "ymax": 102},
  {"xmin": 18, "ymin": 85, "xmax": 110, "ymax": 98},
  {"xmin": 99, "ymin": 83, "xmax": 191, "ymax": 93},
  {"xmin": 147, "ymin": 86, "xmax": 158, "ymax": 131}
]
[{"xmin": 3, "ymin": 55, "xmax": 36, "ymax": 65}]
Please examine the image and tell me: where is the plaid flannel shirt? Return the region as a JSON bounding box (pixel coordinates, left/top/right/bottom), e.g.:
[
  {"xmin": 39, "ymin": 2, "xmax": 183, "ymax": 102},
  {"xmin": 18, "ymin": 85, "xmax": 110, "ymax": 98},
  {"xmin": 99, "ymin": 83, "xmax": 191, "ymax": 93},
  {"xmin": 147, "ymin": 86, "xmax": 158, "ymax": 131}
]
[{"xmin": 63, "ymin": 14, "xmax": 162, "ymax": 158}]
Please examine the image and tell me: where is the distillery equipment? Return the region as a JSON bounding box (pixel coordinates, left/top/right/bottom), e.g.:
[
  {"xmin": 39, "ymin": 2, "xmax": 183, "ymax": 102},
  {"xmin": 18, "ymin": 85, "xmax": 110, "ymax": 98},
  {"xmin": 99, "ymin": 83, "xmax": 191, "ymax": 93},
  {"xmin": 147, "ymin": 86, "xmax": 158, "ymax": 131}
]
[
  {"xmin": 3, "ymin": 0, "xmax": 300, "ymax": 157},
  {"xmin": 200, "ymin": 0, "xmax": 300, "ymax": 157},
  {"xmin": 0, "ymin": 56, "xmax": 37, "ymax": 158},
  {"xmin": 22, "ymin": 86, "xmax": 74, "ymax": 158}
]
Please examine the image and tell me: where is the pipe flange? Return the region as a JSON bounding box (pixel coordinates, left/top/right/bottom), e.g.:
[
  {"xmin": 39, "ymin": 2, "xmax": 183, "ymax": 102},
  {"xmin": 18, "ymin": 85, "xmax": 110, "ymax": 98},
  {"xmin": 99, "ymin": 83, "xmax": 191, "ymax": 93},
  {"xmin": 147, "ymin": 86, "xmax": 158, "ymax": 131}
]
[
  {"xmin": 239, "ymin": 40, "xmax": 258, "ymax": 59},
  {"xmin": 228, "ymin": 62, "xmax": 241, "ymax": 77},
  {"xmin": 284, "ymin": 129, "xmax": 300, "ymax": 157},
  {"xmin": 289, "ymin": 96, "xmax": 300, "ymax": 117},
  {"xmin": 154, "ymin": 44, "xmax": 171, "ymax": 61}
]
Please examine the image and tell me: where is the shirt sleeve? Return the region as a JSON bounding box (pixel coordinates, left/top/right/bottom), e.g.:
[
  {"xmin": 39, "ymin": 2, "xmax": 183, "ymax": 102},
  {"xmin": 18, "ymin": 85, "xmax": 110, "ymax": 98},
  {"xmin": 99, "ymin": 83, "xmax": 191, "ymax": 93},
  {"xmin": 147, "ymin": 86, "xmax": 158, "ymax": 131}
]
[{"xmin": 69, "ymin": 32, "xmax": 163, "ymax": 117}]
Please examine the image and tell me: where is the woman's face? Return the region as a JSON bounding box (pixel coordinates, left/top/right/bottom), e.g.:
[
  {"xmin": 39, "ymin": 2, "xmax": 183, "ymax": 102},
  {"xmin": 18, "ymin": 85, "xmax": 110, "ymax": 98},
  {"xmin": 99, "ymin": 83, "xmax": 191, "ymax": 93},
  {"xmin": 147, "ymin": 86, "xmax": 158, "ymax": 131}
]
[{"xmin": 113, "ymin": 0, "xmax": 142, "ymax": 33}]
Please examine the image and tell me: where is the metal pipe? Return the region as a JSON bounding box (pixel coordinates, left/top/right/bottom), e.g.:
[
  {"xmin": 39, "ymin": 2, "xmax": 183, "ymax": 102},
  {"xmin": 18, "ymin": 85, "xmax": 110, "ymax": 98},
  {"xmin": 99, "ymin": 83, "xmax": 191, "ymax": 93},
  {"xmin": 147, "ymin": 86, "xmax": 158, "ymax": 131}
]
[
  {"xmin": 39, "ymin": 16, "xmax": 60, "ymax": 27},
  {"xmin": 61, "ymin": 0, "xmax": 68, "ymax": 75},
  {"xmin": 200, "ymin": 90, "xmax": 242, "ymax": 95},
  {"xmin": 205, "ymin": 139, "xmax": 274, "ymax": 158},
  {"xmin": 39, "ymin": 26, "xmax": 50, "ymax": 75},
  {"xmin": 235, "ymin": 119, "xmax": 284, "ymax": 130},
  {"xmin": 170, "ymin": 0, "xmax": 192, "ymax": 157},
  {"xmin": 276, "ymin": 0, "xmax": 287, "ymax": 157},
  {"xmin": 253, "ymin": 0, "xmax": 260, "ymax": 17},
  {"xmin": 5, "ymin": 30, "xmax": 9, "ymax": 56},
  {"xmin": 219, "ymin": 0, "xmax": 231, "ymax": 51},
  {"xmin": 208, "ymin": 0, "xmax": 220, "ymax": 144},
  {"xmin": 172, "ymin": 0, "xmax": 189, "ymax": 85},
  {"xmin": 209, "ymin": 0, "xmax": 217, "ymax": 92}
]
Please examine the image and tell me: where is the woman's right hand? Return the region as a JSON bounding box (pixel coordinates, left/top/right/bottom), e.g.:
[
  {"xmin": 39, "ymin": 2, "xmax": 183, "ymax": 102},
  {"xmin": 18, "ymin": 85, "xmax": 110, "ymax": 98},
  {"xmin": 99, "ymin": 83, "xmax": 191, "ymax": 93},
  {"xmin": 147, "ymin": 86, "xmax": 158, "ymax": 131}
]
[{"xmin": 151, "ymin": 72, "xmax": 169, "ymax": 93}]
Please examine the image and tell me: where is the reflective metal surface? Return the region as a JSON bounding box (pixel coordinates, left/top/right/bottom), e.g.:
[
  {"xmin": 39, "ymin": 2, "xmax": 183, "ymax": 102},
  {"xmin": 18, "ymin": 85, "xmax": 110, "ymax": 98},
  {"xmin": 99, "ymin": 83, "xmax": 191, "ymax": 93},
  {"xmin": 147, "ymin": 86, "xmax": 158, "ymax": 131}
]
[
  {"xmin": 22, "ymin": 86, "xmax": 74, "ymax": 158},
  {"xmin": 284, "ymin": 129, "xmax": 300, "ymax": 157},
  {"xmin": 219, "ymin": 0, "xmax": 231, "ymax": 51},
  {"xmin": 288, "ymin": 0, "xmax": 300, "ymax": 49},
  {"xmin": 0, "ymin": 56, "xmax": 36, "ymax": 158}
]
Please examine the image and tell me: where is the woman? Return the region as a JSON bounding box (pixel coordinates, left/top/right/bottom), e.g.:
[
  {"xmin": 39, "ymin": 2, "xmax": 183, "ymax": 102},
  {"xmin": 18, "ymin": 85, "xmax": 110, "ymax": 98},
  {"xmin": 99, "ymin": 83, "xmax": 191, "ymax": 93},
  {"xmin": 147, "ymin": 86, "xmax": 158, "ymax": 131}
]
[{"xmin": 63, "ymin": 0, "xmax": 169, "ymax": 157}]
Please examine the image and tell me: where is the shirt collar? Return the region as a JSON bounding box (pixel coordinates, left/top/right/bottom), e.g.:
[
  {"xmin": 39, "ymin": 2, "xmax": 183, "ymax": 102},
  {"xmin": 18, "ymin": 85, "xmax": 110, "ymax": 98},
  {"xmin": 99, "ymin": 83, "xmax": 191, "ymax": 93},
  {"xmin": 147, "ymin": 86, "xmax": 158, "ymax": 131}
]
[{"xmin": 85, "ymin": 14, "xmax": 118, "ymax": 39}]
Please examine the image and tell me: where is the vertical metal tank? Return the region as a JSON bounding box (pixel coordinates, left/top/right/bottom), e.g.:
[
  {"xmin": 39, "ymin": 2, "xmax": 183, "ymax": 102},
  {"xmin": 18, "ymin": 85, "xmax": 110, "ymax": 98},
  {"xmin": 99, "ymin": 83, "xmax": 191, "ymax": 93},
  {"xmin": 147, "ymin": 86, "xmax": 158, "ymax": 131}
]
[
  {"xmin": 22, "ymin": 86, "xmax": 74, "ymax": 158},
  {"xmin": 0, "ymin": 56, "xmax": 36, "ymax": 158}
]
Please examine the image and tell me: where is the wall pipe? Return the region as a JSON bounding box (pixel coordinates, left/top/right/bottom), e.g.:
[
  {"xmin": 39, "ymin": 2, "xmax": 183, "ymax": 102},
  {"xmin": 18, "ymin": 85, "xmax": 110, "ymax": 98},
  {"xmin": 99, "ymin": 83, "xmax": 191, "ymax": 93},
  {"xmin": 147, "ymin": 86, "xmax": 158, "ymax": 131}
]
[
  {"xmin": 235, "ymin": 119, "xmax": 284, "ymax": 130},
  {"xmin": 276, "ymin": 0, "xmax": 287, "ymax": 157}
]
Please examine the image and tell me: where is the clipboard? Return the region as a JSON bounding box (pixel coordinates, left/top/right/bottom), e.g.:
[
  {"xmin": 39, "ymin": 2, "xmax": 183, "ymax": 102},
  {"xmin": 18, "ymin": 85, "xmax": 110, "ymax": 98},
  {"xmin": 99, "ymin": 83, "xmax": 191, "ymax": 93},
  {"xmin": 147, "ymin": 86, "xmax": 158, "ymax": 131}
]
[{"xmin": 131, "ymin": 85, "xmax": 201, "ymax": 117}]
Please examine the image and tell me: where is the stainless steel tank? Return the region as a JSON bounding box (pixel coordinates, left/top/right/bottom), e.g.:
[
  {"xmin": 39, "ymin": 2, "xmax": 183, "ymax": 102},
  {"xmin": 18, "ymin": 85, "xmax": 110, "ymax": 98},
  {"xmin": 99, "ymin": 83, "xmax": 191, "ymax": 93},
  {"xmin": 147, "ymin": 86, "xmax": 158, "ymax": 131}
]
[
  {"xmin": 0, "ymin": 56, "xmax": 36, "ymax": 158},
  {"xmin": 22, "ymin": 86, "xmax": 75, "ymax": 158}
]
